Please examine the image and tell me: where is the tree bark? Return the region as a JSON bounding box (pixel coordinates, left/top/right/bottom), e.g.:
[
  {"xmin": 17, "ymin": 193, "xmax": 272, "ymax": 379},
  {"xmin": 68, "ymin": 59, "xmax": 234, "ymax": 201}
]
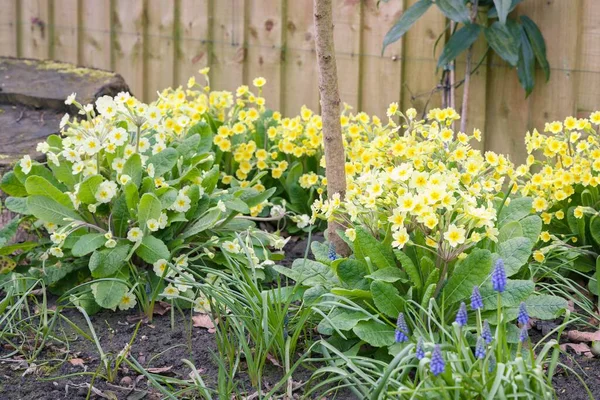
[{"xmin": 313, "ymin": 0, "xmax": 350, "ymax": 257}]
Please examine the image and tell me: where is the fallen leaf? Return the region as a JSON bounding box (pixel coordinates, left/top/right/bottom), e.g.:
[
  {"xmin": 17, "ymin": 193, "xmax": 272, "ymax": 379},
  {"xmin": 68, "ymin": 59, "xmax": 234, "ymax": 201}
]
[
  {"xmin": 560, "ymin": 343, "xmax": 594, "ymax": 358},
  {"xmin": 153, "ymin": 301, "xmax": 171, "ymax": 315},
  {"xmin": 266, "ymin": 353, "xmax": 282, "ymax": 367},
  {"xmin": 147, "ymin": 365, "xmax": 173, "ymax": 374},
  {"xmin": 192, "ymin": 314, "xmax": 216, "ymax": 333},
  {"xmin": 69, "ymin": 358, "xmax": 85, "ymax": 367},
  {"xmin": 566, "ymin": 330, "xmax": 600, "ymax": 342}
]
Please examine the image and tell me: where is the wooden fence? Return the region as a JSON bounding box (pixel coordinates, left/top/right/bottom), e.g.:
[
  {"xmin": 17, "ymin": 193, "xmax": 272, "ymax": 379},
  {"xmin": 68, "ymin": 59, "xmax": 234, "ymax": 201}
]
[{"xmin": 0, "ymin": 0, "xmax": 598, "ymax": 163}]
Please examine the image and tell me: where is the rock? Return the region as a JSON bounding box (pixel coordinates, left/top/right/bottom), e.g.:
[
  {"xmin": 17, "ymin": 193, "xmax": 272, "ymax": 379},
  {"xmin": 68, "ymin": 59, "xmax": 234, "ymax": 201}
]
[{"xmin": 0, "ymin": 57, "xmax": 130, "ymax": 169}]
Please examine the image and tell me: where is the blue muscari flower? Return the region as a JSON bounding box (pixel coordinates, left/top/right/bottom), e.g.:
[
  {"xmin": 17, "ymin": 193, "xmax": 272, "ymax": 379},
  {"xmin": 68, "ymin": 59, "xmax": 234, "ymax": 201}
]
[
  {"xmin": 519, "ymin": 326, "xmax": 529, "ymax": 343},
  {"xmin": 328, "ymin": 242, "xmax": 338, "ymax": 261},
  {"xmin": 482, "ymin": 320, "xmax": 493, "ymax": 344},
  {"xmin": 491, "ymin": 258, "xmax": 507, "ymax": 293},
  {"xmin": 395, "ymin": 312, "xmax": 410, "ymax": 343},
  {"xmin": 488, "ymin": 353, "xmax": 496, "ymax": 373},
  {"xmin": 455, "ymin": 302, "xmax": 468, "ymax": 327},
  {"xmin": 430, "ymin": 345, "xmax": 445, "ymax": 376},
  {"xmin": 471, "ymin": 286, "xmax": 483, "ymax": 310},
  {"xmin": 475, "ymin": 337, "xmax": 486, "ymax": 359},
  {"xmin": 415, "ymin": 337, "xmax": 425, "ymax": 360},
  {"xmin": 517, "ymin": 302, "xmax": 529, "ymax": 325}
]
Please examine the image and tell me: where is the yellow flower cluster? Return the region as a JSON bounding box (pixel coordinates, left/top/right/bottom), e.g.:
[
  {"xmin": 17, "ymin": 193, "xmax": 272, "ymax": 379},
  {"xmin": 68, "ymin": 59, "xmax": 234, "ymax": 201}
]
[
  {"xmin": 311, "ymin": 107, "xmax": 515, "ymax": 262},
  {"xmin": 517, "ymin": 112, "xmax": 600, "ymax": 224}
]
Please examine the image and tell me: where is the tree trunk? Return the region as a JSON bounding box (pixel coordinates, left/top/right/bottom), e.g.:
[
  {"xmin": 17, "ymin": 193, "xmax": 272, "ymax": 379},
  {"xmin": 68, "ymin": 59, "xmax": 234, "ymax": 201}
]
[{"xmin": 313, "ymin": 0, "xmax": 350, "ymax": 257}]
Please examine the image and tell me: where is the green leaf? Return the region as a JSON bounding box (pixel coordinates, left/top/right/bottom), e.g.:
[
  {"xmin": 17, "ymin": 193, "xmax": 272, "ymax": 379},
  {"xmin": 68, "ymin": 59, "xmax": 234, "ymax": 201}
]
[
  {"xmin": 50, "ymin": 161, "xmax": 77, "ymax": 187},
  {"xmin": 25, "ymin": 176, "xmax": 72, "ymax": 208},
  {"xmin": 517, "ymin": 25, "xmax": 535, "ymax": 96},
  {"xmin": 188, "ymin": 121, "xmax": 213, "ymax": 154},
  {"xmin": 311, "ymin": 241, "xmax": 332, "ymax": 265},
  {"xmin": 91, "ymin": 279, "xmax": 128, "ymax": 310},
  {"xmin": 111, "ymin": 195, "xmax": 130, "ymax": 237},
  {"xmin": 485, "ymin": 21, "xmax": 520, "ymax": 66},
  {"xmin": 354, "ymin": 227, "xmax": 396, "ymax": 270},
  {"xmin": 591, "ymin": 215, "xmax": 600, "ymax": 246},
  {"xmin": 182, "ymin": 208, "xmax": 221, "ymax": 238},
  {"xmin": 0, "ymin": 217, "xmax": 20, "ymax": 247},
  {"xmin": 72, "ymin": 233, "xmax": 106, "ymax": 257},
  {"xmin": 394, "ymin": 250, "xmax": 422, "ymax": 288},
  {"xmin": 138, "ymin": 193, "xmax": 162, "ymax": 230},
  {"xmin": 498, "ymin": 221, "xmax": 523, "ymax": 243},
  {"xmin": 0, "ymin": 171, "xmax": 27, "ymax": 197},
  {"xmin": 520, "ymin": 215, "xmax": 542, "ymax": 245},
  {"xmin": 89, "ymin": 245, "xmax": 131, "ymax": 278},
  {"xmin": 479, "ymin": 279, "xmax": 534, "ymax": 310},
  {"xmin": 201, "ymin": 166, "xmax": 219, "ymax": 193},
  {"xmin": 241, "ymin": 187, "xmax": 276, "ymax": 208},
  {"xmin": 366, "ymin": 268, "xmax": 406, "ymax": 283},
  {"xmin": 436, "ymin": 0, "xmax": 470, "ymax": 24},
  {"xmin": 123, "ymin": 153, "xmax": 143, "ymax": 187},
  {"xmin": 225, "ymin": 198, "xmax": 250, "ymax": 214},
  {"xmin": 147, "ymin": 147, "xmax": 178, "ymax": 176},
  {"xmin": 371, "ymin": 281, "xmax": 405, "ymax": 318},
  {"xmin": 5, "ymin": 197, "xmax": 31, "ymax": 215},
  {"xmin": 438, "ymin": 24, "xmax": 481, "ymax": 68},
  {"xmin": 0, "ymin": 242, "xmax": 38, "ymax": 256},
  {"xmin": 382, "ymin": 0, "xmax": 433, "ymax": 53},
  {"xmin": 124, "ymin": 182, "xmax": 140, "ymax": 216},
  {"xmin": 337, "ymin": 259, "xmax": 370, "ymax": 290},
  {"xmin": 136, "ymin": 235, "xmax": 170, "ymax": 264},
  {"xmin": 177, "ymin": 133, "xmax": 200, "ymax": 159},
  {"xmin": 317, "ymin": 308, "xmax": 371, "ymax": 335},
  {"xmin": 330, "ymin": 288, "xmax": 372, "ymax": 299},
  {"xmin": 289, "ymin": 259, "xmax": 338, "ymax": 287},
  {"xmin": 443, "ymin": 249, "xmax": 492, "ymax": 304},
  {"xmin": 493, "ymin": 0, "xmax": 512, "ymax": 24},
  {"xmin": 567, "ymin": 206, "xmax": 586, "ymax": 243},
  {"xmin": 524, "ymin": 294, "xmax": 567, "ymax": 320},
  {"xmin": 497, "ymin": 197, "xmax": 532, "ymax": 226},
  {"xmin": 520, "ymin": 15, "xmax": 550, "ymax": 81},
  {"xmin": 156, "ymin": 187, "xmax": 178, "ymax": 209},
  {"xmin": 495, "ymin": 237, "xmax": 532, "ymax": 276},
  {"xmin": 353, "ymin": 320, "xmax": 396, "ymax": 347},
  {"xmin": 26, "ymin": 195, "xmax": 82, "ymax": 225},
  {"xmin": 78, "ymin": 175, "xmax": 104, "ymax": 204}
]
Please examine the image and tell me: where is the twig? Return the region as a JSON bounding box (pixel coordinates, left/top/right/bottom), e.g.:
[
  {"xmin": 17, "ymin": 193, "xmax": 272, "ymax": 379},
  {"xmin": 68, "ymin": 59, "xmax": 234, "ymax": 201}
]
[{"xmin": 16, "ymin": 109, "xmax": 24, "ymax": 123}]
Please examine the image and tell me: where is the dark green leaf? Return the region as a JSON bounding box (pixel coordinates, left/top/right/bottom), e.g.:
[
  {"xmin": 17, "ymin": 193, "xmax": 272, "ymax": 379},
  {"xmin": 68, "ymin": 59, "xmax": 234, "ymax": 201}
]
[
  {"xmin": 0, "ymin": 172, "xmax": 27, "ymax": 197},
  {"xmin": 382, "ymin": 0, "xmax": 433, "ymax": 53},
  {"xmin": 394, "ymin": 250, "xmax": 422, "ymax": 288},
  {"xmin": 123, "ymin": 154, "xmax": 143, "ymax": 187},
  {"xmin": 26, "ymin": 195, "xmax": 82, "ymax": 225},
  {"xmin": 443, "ymin": 249, "xmax": 492, "ymax": 304},
  {"xmin": 485, "ymin": 21, "xmax": 520, "ymax": 66},
  {"xmin": 337, "ymin": 259, "xmax": 370, "ymax": 290},
  {"xmin": 89, "ymin": 245, "xmax": 131, "ymax": 278},
  {"xmin": 25, "ymin": 175, "xmax": 72, "ymax": 208},
  {"xmin": 136, "ymin": 235, "xmax": 170, "ymax": 263},
  {"xmin": 72, "ymin": 233, "xmax": 106, "ymax": 257},
  {"xmin": 520, "ymin": 15, "xmax": 550, "ymax": 81},
  {"xmin": 354, "ymin": 227, "xmax": 396, "ymax": 270},
  {"xmin": 438, "ymin": 24, "xmax": 482, "ymax": 68},
  {"xmin": 517, "ymin": 25, "xmax": 535, "ymax": 96},
  {"xmin": 436, "ymin": 0, "xmax": 470, "ymax": 24},
  {"xmin": 147, "ymin": 147, "xmax": 178, "ymax": 176},
  {"xmin": 371, "ymin": 281, "xmax": 405, "ymax": 318}
]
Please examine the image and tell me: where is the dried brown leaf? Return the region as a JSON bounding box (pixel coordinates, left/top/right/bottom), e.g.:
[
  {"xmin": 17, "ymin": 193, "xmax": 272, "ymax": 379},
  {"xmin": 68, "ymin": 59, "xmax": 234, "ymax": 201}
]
[{"xmin": 566, "ymin": 330, "xmax": 600, "ymax": 342}]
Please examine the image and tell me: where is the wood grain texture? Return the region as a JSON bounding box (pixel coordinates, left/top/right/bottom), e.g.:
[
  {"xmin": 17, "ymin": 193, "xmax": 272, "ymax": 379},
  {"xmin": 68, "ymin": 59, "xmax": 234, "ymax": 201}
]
[
  {"xmin": 113, "ymin": 0, "xmax": 145, "ymax": 99},
  {"xmin": 211, "ymin": 0, "xmax": 246, "ymax": 93},
  {"xmin": 80, "ymin": 0, "xmax": 111, "ymax": 70},
  {"xmin": 20, "ymin": 0, "xmax": 50, "ymax": 59},
  {"xmin": 52, "ymin": 0, "xmax": 79, "ymax": 63},
  {"xmin": 146, "ymin": 0, "xmax": 175, "ymax": 99},
  {"xmin": 0, "ymin": 0, "xmax": 18, "ymax": 57},
  {"xmin": 576, "ymin": 0, "xmax": 600, "ymax": 115},
  {"xmin": 176, "ymin": 0, "xmax": 210, "ymax": 88},
  {"xmin": 360, "ymin": 0, "xmax": 403, "ymax": 118},
  {"xmin": 246, "ymin": 0, "xmax": 282, "ymax": 110}
]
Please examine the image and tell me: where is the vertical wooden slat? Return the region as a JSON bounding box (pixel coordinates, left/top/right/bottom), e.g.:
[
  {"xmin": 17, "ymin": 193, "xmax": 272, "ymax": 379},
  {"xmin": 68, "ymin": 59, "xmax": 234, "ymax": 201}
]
[
  {"xmin": 20, "ymin": 0, "xmax": 50, "ymax": 59},
  {"xmin": 0, "ymin": 0, "xmax": 18, "ymax": 56},
  {"xmin": 576, "ymin": 0, "xmax": 600, "ymax": 115},
  {"xmin": 113, "ymin": 0, "xmax": 145, "ymax": 99},
  {"xmin": 146, "ymin": 0, "xmax": 175, "ymax": 99},
  {"xmin": 52, "ymin": 0, "xmax": 79, "ymax": 63},
  {"xmin": 526, "ymin": 0, "xmax": 580, "ymax": 144},
  {"xmin": 175, "ymin": 0, "xmax": 210, "ymax": 88},
  {"xmin": 284, "ymin": 0, "xmax": 319, "ymax": 115},
  {"xmin": 332, "ymin": 0, "xmax": 361, "ymax": 110},
  {"xmin": 400, "ymin": 2, "xmax": 445, "ymax": 113},
  {"xmin": 80, "ymin": 0, "xmax": 111, "ymax": 70},
  {"xmin": 360, "ymin": 0, "xmax": 403, "ymax": 118},
  {"xmin": 246, "ymin": 0, "xmax": 283, "ymax": 110},
  {"xmin": 211, "ymin": 0, "xmax": 246, "ymax": 92}
]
